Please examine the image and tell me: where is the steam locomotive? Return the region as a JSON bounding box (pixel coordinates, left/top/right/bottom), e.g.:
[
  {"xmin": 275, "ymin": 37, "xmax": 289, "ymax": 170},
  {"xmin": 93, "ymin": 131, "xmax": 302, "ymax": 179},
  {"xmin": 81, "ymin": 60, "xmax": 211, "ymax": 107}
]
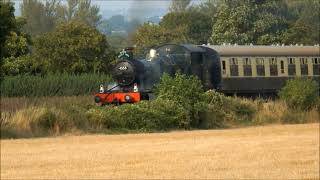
[{"xmin": 94, "ymin": 44, "xmax": 320, "ymax": 105}]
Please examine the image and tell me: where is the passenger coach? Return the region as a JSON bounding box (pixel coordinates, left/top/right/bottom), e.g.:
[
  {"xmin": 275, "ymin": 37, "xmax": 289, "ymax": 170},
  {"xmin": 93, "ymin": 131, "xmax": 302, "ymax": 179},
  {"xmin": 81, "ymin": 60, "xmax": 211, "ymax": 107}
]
[{"xmin": 203, "ymin": 44, "xmax": 320, "ymax": 95}]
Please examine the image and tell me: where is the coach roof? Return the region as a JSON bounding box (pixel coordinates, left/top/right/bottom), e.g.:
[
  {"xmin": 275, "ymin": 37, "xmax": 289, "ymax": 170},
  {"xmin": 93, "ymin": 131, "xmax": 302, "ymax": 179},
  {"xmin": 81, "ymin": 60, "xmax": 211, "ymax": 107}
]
[{"xmin": 203, "ymin": 45, "xmax": 320, "ymax": 56}]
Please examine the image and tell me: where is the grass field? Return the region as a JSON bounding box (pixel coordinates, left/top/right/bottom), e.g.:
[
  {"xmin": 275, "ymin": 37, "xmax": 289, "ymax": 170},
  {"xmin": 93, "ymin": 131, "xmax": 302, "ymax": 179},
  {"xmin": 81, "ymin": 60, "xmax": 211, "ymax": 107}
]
[{"xmin": 1, "ymin": 123, "xmax": 319, "ymax": 179}]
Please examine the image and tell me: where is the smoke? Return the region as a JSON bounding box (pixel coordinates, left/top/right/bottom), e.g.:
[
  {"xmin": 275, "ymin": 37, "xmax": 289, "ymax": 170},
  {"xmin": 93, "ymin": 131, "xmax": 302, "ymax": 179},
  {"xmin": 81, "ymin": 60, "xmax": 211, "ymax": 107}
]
[{"xmin": 128, "ymin": 0, "xmax": 154, "ymax": 22}]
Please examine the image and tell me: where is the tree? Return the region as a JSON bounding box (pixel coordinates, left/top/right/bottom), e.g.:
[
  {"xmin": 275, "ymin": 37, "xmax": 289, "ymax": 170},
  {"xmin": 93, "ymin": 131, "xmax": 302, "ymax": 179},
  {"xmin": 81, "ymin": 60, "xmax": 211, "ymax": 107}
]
[
  {"xmin": 209, "ymin": 0, "xmax": 290, "ymax": 45},
  {"xmin": 160, "ymin": 10, "xmax": 212, "ymax": 44},
  {"xmin": 169, "ymin": 0, "xmax": 191, "ymax": 12},
  {"xmin": 131, "ymin": 23, "xmax": 188, "ymax": 57},
  {"xmin": 0, "ymin": 1, "xmax": 16, "ymax": 60},
  {"xmin": 3, "ymin": 31, "xmax": 28, "ymax": 58},
  {"xmin": 21, "ymin": 0, "xmax": 101, "ymax": 36},
  {"xmin": 20, "ymin": 0, "xmax": 59, "ymax": 36},
  {"xmin": 33, "ymin": 21, "xmax": 114, "ymax": 74},
  {"xmin": 282, "ymin": 0, "xmax": 320, "ymax": 45},
  {"xmin": 57, "ymin": 0, "xmax": 101, "ymax": 27}
]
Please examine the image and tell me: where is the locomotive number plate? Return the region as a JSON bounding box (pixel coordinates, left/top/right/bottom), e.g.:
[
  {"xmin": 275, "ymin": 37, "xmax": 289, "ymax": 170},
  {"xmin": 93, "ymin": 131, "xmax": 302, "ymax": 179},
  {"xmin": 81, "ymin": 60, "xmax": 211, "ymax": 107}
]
[{"xmin": 119, "ymin": 66, "xmax": 128, "ymax": 70}]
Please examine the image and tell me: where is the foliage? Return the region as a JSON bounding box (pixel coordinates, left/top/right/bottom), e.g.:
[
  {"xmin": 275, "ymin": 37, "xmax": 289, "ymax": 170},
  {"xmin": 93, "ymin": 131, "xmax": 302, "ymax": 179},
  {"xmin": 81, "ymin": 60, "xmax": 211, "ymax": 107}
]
[
  {"xmin": 209, "ymin": 0, "xmax": 291, "ymax": 45},
  {"xmin": 87, "ymin": 99, "xmax": 189, "ymax": 131},
  {"xmin": 20, "ymin": 0, "xmax": 59, "ymax": 36},
  {"xmin": 155, "ymin": 73, "xmax": 204, "ymax": 127},
  {"xmin": 3, "ymin": 31, "xmax": 29, "ymax": 58},
  {"xmin": 200, "ymin": 90, "xmax": 231, "ymax": 128},
  {"xmin": 279, "ymin": 78, "xmax": 319, "ymax": 111},
  {"xmin": 20, "ymin": 0, "xmax": 102, "ymax": 36},
  {"xmin": 56, "ymin": 0, "xmax": 102, "ymax": 27},
  {"xmin": 0, "ymin": 1, "xmax": 16, "ymax": 59},
  {"xmin": 282, "ymin": 0, "xmax": 320, "ymax": 45},
  {"xmin": 1, "ymin": 55, "xmax": 40, "ymax": 76},
  {"xmin": 33, "ymin": 21, "xmax": 114, "ymax": 74},
  {"xmin": 169, "ymin": 0, "xmax": 191, "ymax": 12},
  {"xmin": 0, "ymin": 73, "xmax": 111, "ymax": 97},
  {"xmin": 201, "ymin": 90, "xmax": 257, "ymax": 128},
  {"xmin": 160, "ymin": 10, "xmax": 212, "ymax": 44},
  {"xmin": 131, "ymin": 23, "xmax": 188, "ymax": 56}
]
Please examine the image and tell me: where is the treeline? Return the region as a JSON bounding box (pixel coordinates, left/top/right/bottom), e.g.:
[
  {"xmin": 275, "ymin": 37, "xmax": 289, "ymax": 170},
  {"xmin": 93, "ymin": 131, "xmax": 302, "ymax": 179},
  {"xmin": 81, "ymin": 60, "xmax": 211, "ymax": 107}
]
[
  {"xmin": 0, "ymin": 0, "xmax": 115, "ymax": 76},
  {"xmin": 1, "ymin": 0, "xmax": 319, "ymax": 76},
  {"xmin": 132, "ymin": 0, "xmax": 320, "ymax": 55}
]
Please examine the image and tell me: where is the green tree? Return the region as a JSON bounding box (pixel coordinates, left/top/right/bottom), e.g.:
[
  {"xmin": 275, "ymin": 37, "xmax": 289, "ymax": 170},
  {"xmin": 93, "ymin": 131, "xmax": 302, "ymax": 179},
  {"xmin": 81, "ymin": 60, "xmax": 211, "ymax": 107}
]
[
  {"xmin": 209, "ymin": 0, "xmax": 290, "ymax": 45},
  {"xmin": 3, "ymin": 31, "xmax": 28, "ymax": 58},
  {"xmin": 0, "ymin": 1, "xmax": 16, "ymax": 60},
  {"xmin": 33, "ymin": 21, "xmax": 114, "ymax": 74},
  {"xmin": 57, "ymin": 0, "xmax": 101, "ymax": 27},
  {"xmin": 160, "ymin": 10, "xmax": 212, "ymax": 44},
  {"xmin": 282, "ymin": 0, "xmax": 320, "ymax": 45},
  {"xmin": 169, "ymin": 0, "xmax": 191, "ymax": 12},
  {"xmin": 131, "ymin": 23, "xmax": 188, "ymax": 56},
  {"xmin": 20, "ymin": 0, "xmax": 59, "ymax": 36}
]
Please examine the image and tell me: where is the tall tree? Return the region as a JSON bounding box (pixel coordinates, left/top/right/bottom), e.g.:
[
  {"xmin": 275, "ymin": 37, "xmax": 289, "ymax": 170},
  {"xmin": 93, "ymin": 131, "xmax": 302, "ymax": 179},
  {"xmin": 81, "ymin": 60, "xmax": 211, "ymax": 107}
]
[
  {"xmin": 33, "ymin": 21, "xmax": 113, "ymax": 73},
  {"xmin": 0, "ymin": 1, "xmax": 16, "ymax": 59},
  {"xmin": 209, "ymin": 0, "xmax": 290, "ymax": 45},
  {"xmin": 282, "ymin": 0, "xmax": 320, "ymax": 45},
  {"xmin": 20, "ymin": 0, "xmax": 59, "ymax": 36},
  {"xmin": 57, "ymin": 0, "xmax": 101, "ymax": 27},
  {"xmin": 169, "ymin": 0, "xmax": 191, "ymax": 12},
  {"xmin": 132, "ymin": 23, "xmax": 188, "ymax": 57},
  {"xmin": 161, "ymin": 10, "xmax": 212, "ymax": 44}
]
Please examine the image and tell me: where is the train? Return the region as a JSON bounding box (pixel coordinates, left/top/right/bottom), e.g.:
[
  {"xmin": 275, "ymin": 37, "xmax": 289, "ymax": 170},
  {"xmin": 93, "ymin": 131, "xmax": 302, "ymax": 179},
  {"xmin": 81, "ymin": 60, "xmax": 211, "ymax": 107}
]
[{"xmin": 94, "ymin": 44, "xmax": 320, "ymax": 105}]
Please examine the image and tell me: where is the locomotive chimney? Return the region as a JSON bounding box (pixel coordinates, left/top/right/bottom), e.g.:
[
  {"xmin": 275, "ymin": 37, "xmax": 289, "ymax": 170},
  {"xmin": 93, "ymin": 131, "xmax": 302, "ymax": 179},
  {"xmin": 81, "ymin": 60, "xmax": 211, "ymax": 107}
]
[{"xmin": 125, "ymin": 47, "xmax": 134, "ymax": 60}]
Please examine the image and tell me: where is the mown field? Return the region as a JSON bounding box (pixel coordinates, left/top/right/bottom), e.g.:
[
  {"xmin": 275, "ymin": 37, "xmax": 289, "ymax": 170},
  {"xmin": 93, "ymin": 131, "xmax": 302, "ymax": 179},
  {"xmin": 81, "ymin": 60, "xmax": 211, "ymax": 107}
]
[{"xmin": 1, "ymin": 123, "xmax": 319, "ymax": 179}]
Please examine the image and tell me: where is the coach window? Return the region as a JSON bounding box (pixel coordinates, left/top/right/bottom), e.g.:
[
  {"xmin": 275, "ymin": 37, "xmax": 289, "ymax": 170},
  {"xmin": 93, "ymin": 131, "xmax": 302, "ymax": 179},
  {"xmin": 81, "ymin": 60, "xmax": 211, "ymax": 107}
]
[
  {"xmin": 300, "ymin": 57, "xmax": 308, "ymax": 75},
  {"xmin": 229, "ymin": 58, "xmax": 239, "ymax": 76},
  {"xmin": 312, "ymin": 57, "xmax": 319, "ymax": 64},
  {"xmin": 243, "ymin": 57, "xmax": 252, "ymax": 76},
  {"xmin": 280, "ymin": 60, "xmax": 285, "ymax": 74},
  {"xmin": 222, "ymin": 60, "xmax": 226, "ymax": 75},
  {"xmin": 256, "ymin": 58, "xmax": 265, "ymax": 76},
  {"xmin": 288, "ymin": 57, "xmax": 295, "ymax": 64},
  {"xmin": 312, "ymin": 57, "xmax": 320, "ymax": 75},
  {"xmin": 269, "ymin": 57, "xmax": 278, "ymax": 76},
  {"xmin": 288, "ymin": 57, "xmax": 296, "ymax": 76}
]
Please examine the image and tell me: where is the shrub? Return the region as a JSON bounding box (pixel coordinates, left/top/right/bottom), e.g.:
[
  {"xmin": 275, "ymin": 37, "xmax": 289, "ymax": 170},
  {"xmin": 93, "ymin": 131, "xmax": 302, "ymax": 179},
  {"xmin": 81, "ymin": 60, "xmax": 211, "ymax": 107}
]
[
  {"xmin": 155, "ymin": 73, "xmax": 204, "ymax": 127},
  {"xmin": 279, "ymin": 78, "xmax": 319, "ymax": 111},
  {"xmin": 199, "ymin": 90, "xmax": 231, "ymax": 128},
  {"xmin": 86, "ymin": 99, "xmax": 190, "ymax": 131},
  {"xmin": 200, "ymin": 90, "xmax": 257, "ymax": 128},
  {"xmin": 230, "ymin": 98, "xmax": 257, "ymax": 125}
]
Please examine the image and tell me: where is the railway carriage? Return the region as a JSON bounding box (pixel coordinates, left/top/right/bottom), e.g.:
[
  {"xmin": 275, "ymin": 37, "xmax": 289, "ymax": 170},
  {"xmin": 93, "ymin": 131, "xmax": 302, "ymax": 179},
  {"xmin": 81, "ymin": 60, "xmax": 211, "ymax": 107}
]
[{"xmin": 203, "ymin": 44, "xmax": 320, "ymax": 96}]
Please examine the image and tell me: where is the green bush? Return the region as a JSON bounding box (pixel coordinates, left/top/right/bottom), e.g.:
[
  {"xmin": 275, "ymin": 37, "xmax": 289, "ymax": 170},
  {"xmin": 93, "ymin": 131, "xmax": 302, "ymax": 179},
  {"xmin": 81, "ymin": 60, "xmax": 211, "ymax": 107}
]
[
  {"xmin": 155, "ymin": 73, "xmax": 204, "ymax": 127},
  {"xmin": 86, "ymin": 99, "xmax": 189, "ymax": 131},
  {"xmin": 199, "ymin": 90, "xmax": 231, "ymax": 128},
  {"xmin": 230, "ymin": 98, "xmax": 257, "ymax": 125},
  {"xmin": 0, "ymin": 73, "xmax": 111, "ymax": 97},
  {"xmin": 279, "ymin": 78, "xmax": 319, "ymax": 111},
  {"xmin": 200, "ymin": 90, "xmax": 257, "ymax": 128}
]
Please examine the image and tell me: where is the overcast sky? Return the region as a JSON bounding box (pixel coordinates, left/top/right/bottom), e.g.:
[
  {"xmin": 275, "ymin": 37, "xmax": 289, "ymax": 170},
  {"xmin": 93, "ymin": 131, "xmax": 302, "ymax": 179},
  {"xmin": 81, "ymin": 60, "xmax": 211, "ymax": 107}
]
[{"xmin": 13, "ymin": 0, "xmax": 202, "ymax": 18}]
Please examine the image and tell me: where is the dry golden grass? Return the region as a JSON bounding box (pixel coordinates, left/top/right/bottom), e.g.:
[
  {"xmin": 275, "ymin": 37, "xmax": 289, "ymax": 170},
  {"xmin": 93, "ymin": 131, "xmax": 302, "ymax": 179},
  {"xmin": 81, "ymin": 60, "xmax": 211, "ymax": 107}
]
[{"xmin": 1, "ymin": 123, "xmax": 319, "ymax": 179}]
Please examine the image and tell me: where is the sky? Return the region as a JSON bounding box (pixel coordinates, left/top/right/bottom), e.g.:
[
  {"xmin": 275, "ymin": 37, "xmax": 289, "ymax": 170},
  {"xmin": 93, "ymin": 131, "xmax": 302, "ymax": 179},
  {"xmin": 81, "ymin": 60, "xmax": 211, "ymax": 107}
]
[{"xmin": 13, "ymin": 0, "xmax": 202, "ymax": 19}]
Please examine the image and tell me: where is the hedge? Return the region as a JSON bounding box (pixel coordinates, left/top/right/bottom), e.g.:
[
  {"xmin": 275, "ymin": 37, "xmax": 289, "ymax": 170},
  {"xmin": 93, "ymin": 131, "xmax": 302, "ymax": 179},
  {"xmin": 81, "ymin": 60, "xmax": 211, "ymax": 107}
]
[{"xmin": 0, "ymin": 74, "xmax": 111, "ymax": 97}]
